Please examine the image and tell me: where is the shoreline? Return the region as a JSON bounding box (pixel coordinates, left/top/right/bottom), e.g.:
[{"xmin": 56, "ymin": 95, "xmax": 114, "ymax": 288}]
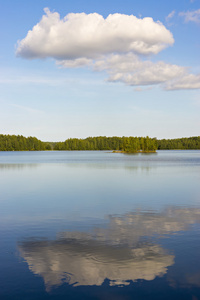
[{"xmin": 112, "ymin": 150, "xmax": 157, "ymax": 154}]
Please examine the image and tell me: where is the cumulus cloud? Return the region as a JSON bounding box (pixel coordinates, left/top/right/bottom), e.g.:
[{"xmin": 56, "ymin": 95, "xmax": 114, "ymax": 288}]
[
  {"xmin": 179, "ymin": 9, "xmax": 200, "ymax": 24},
  {"xmin": 16, "ymin": 8, "xmax": 174, "ymax": 59},
  {"xmin": 60, "ymin": 53, "xmax": 199, "ymax": 90},
  {"xmin": 16, "ymin": 8, "xmax": 200, "ymax": 91},
  {"xmin": 165, "ymin": 73, "xmax": 200, "ymax": 90},
  {"xmin": 91, "ymin": 53, "xmax": 186, "ymax": 87},
  {"xmin": 56, "ymin": 57, "xmax": 93, "ymax": 68}
]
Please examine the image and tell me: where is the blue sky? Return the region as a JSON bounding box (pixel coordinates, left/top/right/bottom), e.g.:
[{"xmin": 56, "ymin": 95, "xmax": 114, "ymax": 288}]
[{"xmin": 0, "ymin": 0, "xmax": 199, "ymax": 141}]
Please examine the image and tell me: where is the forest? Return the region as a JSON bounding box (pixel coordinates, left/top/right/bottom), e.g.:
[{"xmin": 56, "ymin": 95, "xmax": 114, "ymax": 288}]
[
  {"xmin": 0, "ymin": 134, "xmax": 52, "ymax": 151},
  {"xmin": 157, "ymin": 136, "xmax": 200, "ymax": 150},
  {"xmin": 0, "ymin": 135, "xmax": 157, "ymax": 152},
  {"xmin": 53, "ymin": 136, "xmax": 157, "ymax": 152},
  {"xmin": 0, "ymin": 134, "xmax": 200, "ymax": 152}
]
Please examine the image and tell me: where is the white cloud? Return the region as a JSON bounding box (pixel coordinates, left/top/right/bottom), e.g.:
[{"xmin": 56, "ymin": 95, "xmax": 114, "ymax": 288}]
[
  {"xmin": 47, "ymin": 53, "xmax": 200, "ymax": 90},
  {"xmin": 56, "ymin": 57, "xmax": 93, "ymax": 68},
  {"xmin": 92, "ymin": 53, "xmax": 186, "ymax": 86},
  {"xmin": 165, "ymin": 74, "xmax": 200, "ymax": 90},
  {"xmin": 65, "ymin": 53, "xmax": 197, "ymax": 90},
  {"xmin": 179, "ymin": 9, "xmax": 200, "ymax": 24},
  {"xmin": 166, "ymin": 10, "xmax": 175, "ymax": 22},
  {"xmin": 15, "ymin": 8, "xmax": 200, "ymax": 91},
  {"xmin": 133, "ymin": 86, "xmax": 153, "ymax": 92},
  {"xmin": 134, "ymin": 87, "xmax": 143, "ymax": 92},
  {"xmin": 16, "ymin": 8, "xmax": 174, "ymax": 59}
]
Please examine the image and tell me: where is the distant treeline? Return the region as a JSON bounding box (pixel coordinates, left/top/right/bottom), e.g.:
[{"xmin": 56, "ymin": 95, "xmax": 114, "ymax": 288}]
[
  {"xmin": 158, "ymin": 136, "xmax": 200, "ymax": 150},
  {"xmin": 54, "ymin": 136, "xmax": 157, "ymax": 152},
  {"xmin": 0, "ymin": 134, "xmax": 52, "ymax": 151},
  {"xmin": 0, "ymin": 134, "xmax": 200, "ymax": 152}
]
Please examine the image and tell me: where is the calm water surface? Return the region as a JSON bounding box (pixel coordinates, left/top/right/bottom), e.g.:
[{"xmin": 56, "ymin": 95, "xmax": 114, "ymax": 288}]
[{"xmin": 0, "ymin": 150, "xmax": 200, "ymax": 299}]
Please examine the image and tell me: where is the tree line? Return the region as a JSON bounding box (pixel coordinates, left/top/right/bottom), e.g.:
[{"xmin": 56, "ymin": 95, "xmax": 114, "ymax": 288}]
[
  {"xmin": 0, "ymin": 134, "xmax": 52, "ymax": 151},
  {"xmin": 157, "ymin": 136, "xmax": 200, "ymax": 150},
  {"xmin": 0, "ymin": 134, "xmax": 200, "ymax": 152},
  {"xmin": 54, "ymin": 136, "xmax": 157, "ymax": 152}
]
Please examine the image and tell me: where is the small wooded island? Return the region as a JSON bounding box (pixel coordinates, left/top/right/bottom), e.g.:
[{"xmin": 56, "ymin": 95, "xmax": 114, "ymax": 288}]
[{"xmin": 0, "ymin": 134, "xmax": 200, "ymax": 152}]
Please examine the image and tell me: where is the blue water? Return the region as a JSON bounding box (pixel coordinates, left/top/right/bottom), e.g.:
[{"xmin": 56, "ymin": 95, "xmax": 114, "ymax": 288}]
[{"xmin": 0, "ymin": 150, "xmax": 200, "ymax": 299}]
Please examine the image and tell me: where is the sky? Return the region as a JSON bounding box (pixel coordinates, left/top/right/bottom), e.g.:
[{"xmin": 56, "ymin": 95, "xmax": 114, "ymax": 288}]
[{"xmin": 0, "ymin": 0, "xmax": 200, "ymax": 141}]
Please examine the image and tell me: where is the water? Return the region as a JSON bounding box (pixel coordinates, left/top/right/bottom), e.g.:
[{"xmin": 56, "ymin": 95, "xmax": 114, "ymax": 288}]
[{"xmin": 0, "ymin": 150, "xmax": 200, "ymax": 299}]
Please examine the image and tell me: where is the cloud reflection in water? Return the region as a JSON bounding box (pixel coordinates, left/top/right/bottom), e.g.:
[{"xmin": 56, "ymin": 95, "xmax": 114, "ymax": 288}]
[{"xmin": 18, "ymin": 207, "xmax": 200, "ymax": 290}]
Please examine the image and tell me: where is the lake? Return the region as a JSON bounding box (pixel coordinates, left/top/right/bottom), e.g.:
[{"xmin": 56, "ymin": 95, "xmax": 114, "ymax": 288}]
[{"xmin": 0, "ymin": 150, "xmax": 200, "ymax": 299}]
